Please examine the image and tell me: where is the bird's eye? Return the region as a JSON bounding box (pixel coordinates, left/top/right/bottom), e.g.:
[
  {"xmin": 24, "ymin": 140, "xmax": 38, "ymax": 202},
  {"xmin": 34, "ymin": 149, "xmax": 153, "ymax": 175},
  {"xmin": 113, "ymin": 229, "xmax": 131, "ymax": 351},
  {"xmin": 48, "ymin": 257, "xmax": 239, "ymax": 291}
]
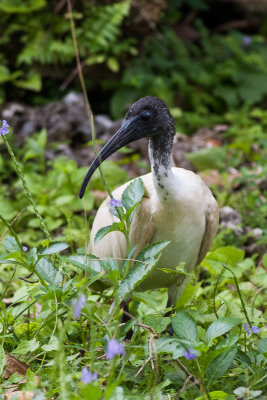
[{"xmin": 141, "ymin": 111, "xmax": 151, "ymax": 121}]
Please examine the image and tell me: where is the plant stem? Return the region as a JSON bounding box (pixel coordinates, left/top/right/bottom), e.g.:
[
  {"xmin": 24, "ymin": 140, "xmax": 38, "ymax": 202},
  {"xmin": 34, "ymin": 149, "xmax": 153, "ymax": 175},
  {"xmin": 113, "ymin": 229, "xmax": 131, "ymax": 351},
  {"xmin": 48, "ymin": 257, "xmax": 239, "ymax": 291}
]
[
  {"xmin": 222, "ymin": 264, "xmax": 252, "ymax": 326},
  {"xmin": 0, "ymin": 214, "xmax": 23, "ymax": 252},
  {"xmin": 2, "ymin": 135, "xmax": 51, "ymax": 241}
]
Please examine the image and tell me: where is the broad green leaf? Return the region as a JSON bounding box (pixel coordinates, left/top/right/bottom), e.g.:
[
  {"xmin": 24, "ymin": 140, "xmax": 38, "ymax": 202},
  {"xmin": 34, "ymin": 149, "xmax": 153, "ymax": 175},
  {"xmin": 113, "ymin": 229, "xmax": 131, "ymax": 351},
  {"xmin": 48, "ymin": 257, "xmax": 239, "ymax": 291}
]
[
  {"xmin": 42, "ymin": 336, "xmax": 59, "ymax": 352},
  {"xmin": 14, "ymin": 322, "xmax": 40, "ymax": 339},
  {"xmin": 202, "ymin": 246, "xmax": 245, "ymax": 277},
  {"xmin": 4, "ymin": 236, "xmax": 21, "ymax": 253},
  {"xmin": 67, "ymin": 255, "xmax": 118, "ymax": 278},
  {"xmin": 121, "ymin": 245, "xmax": 137, "ymax": 277},
  {"xmin": 67, "ymin": 255, "xmax": 105, "ymax": 274},
  {"xmin": 155, "ymin": 337, "xmax": 184, "ymax": 359},
  {"xmin": 94, "ymin": 221, "xmax": 125, "ymax": 245},
  {"xmin": 0, "ymin": 345, "xmax": 5, "ymax": 376},
  {"xmin": 0, "ymin": 0, "xmax": 46, "ymax": 13},
  {"xmin": 258, "ymin": 338, "xmax": 267, "ymax": 354},
  {"xmin": 27, "ymin": 248, "xmax": 38, "ymax": 265},
  {"xmin": 115, "ymin": 241, "xmax": 169, "ymax": 304},
  {"xmin": 206, "ymin": 317, "xmax": 241, "ymax": 343},
  {"xmin": 185, "ymin": 147, "xmax": 227, "ymax": 171},
  {"xmin": 80, "ymin": 384, "xmax": 102, "ymax": 399},
  {"xmin": 12, "ymin": 338, "xmax": 40, "ymax": 355},
  {"xmin": 205, "ymin": 347, "xmax": 237, "ymax": 383},
  {"xmin": 143, "ymin": 314, "xmax": 171, "ymax": 334},
  {"xmin": 235, "ymin": 349, "xmax": 251, "ymax": 369},
  {"xmin": 12, "ymin": 286, "xmax": 29, "ymax": 304},
  {"xmin": 195, "ymin": 391, "xmax": 230, "ymax": 400},
  {"xmin": 172, "ymin": 311, "xmax": 197, "ymax": 342},
  {"xmin": 176, "ymin": 282, "xmax": 201, "ymax": 308},
  {"xmin": 40, "ymin": 242, "xmax": 69, "ymax": 255},
  {"xmin": 121, "ymin": 178, "xmax": 144, "ymax": 210},
  {"xmin": 35, "ymin": 258, "xmax": 63, "ymax": 286}
]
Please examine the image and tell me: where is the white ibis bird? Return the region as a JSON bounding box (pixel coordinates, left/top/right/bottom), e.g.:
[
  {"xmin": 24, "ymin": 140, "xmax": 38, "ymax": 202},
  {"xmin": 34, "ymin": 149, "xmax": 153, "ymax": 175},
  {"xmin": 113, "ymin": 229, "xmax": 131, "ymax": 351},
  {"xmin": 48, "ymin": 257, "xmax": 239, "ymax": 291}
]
[{"xmin": 79, "ymin": 96, "xmax": 219, "ymax": 307}]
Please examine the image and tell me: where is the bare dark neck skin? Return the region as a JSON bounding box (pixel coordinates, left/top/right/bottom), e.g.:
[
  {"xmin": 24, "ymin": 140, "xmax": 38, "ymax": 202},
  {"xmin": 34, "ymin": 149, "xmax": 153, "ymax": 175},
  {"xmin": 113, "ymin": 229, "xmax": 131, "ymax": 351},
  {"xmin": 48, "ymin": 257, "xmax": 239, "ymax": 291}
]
[{"xmin": 148, "ymin": 133, "xmax": 174, "ymax": 200}]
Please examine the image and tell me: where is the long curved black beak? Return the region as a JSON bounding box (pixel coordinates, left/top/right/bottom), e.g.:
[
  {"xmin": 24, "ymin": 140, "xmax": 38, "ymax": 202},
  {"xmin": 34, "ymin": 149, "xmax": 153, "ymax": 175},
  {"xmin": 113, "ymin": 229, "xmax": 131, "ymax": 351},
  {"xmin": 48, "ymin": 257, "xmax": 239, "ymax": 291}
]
[{"xmin": 79, "ymin": 117, "xmax": 140, "ymax": 198}]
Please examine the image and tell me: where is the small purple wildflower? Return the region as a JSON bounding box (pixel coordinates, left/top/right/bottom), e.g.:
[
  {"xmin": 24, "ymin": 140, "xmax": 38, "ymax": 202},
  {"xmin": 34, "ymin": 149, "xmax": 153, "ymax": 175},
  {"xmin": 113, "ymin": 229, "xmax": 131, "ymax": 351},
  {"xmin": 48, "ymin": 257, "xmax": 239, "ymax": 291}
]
[
  {"xmin": 110, "ymin": 198, "xmax": 123, "ymax": 216},
  {"xmin": 250, "ymin": 326, "xmax": 260, "ymax": 334},
  {"xmin": 243, "ymin": 323, "xmax": 260, "ymax": 335},
  {"xmin": 22, "ymin": 246, "xmax": 28, "ymax": 252},
  {"xmin": 0, "ymin": 120, "xmax": 9, "ymax": 136},
  {"xmin": 110, "ymin": 198, "xmax": 123, "ymax": 208},
  {"xmin": 242, "ymin": 35, "xmax": 252, "ymax": 47},
  {"xmin": 106, "ymin": 338, "xmax": 126, "ymax": 359},
  {"xmin": 73, "ymin": 294, "xmax": 86, "ymax": 319},
  {"xmin": 81, "ymin": 367, "xmax": 98, "ymax": 384},
  {"xmin": 183, "ymin": 348, "xmax": 197, "ymax": 360}
]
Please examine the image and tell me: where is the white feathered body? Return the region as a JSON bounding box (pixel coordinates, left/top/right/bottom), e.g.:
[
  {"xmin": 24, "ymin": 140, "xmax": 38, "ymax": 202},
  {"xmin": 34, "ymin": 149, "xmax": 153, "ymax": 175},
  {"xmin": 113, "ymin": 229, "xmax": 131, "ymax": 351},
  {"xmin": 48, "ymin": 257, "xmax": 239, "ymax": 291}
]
[{"xmin": 89, "ymin": 167, "xmax": 218, "ymax": 301}]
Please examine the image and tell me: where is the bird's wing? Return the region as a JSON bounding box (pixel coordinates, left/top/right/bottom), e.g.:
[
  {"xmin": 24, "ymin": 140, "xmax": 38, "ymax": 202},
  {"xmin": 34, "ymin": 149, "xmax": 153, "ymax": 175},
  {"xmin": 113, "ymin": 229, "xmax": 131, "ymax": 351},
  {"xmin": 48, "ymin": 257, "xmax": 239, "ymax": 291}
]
[
  {"xmin": 89, "ymin": 174, "xmax": 155, "ymax": 260},
  {"xmin": 196, "ymin": 192, "xmax": 219, "ymax": 266}
]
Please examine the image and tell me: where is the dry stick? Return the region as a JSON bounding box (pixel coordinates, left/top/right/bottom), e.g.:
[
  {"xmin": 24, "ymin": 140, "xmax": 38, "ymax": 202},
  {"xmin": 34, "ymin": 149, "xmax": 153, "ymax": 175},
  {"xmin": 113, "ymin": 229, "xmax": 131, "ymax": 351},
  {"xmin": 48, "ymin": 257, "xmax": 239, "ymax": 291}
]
[
  {"xmin": 67, "ymin": 0, "xmax": 116, "ymax": 260},
  {"xmin": 176, "ymin": 359, "xmax": 200, "ymax": 387},
  {"xmin": 179, "ymin": 374, "xmax": 194, "ymax": 394}
]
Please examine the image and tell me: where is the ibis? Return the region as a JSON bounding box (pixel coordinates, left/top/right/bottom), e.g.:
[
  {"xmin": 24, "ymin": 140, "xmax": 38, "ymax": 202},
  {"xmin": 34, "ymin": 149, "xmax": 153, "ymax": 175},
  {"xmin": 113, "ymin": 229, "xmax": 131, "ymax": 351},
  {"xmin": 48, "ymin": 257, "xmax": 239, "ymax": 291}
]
[{"xmin": 79, "ymin": 96, "xmax": 219, "ymax": 307}]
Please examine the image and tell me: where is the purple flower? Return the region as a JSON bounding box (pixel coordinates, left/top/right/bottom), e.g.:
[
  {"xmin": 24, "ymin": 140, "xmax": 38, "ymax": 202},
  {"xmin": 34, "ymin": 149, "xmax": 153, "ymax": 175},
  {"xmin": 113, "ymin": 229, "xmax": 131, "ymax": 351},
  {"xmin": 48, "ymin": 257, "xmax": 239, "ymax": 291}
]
[
  {"xmin": 250, "ymin": 326, "xmax": 260, "ymax": 334},
  {"xmin": 243, "ymin": 323, "xmax": 250, "ymax": 332},
  {"xmin": 0, "ymin": 120, "xmax": 9, "ymax": 136},
  {"xmin": 243, "ymin": 323, "xmax": 260, "ymax": 335},
  {"xmin": 110, "ymin": 198, "xmax": 123, "ymax": 216},
  {"xmin": 81, "ymin": 367, "xmax": 97, "ymax": 384},
  {"xmin": 106, "ymin": 338, "xmax": 125, "ymax": 359},
  {"xmin": 242, "ymin": 35, "xmax": 252, "ymax": 47},
  {"xmin": 183, "ymin": 348, "xmax": 197, "ymax": 360},
  {"xmin": 110, "ymin": 198, "xmax": 123, "ymax": 208},
  {"xmin": 23, "ymin": 246, "xmax": 28, "ymax": 252},
  {"xmin": 73, "ymin": 294, "xmax": 86, "ymax": 319}
]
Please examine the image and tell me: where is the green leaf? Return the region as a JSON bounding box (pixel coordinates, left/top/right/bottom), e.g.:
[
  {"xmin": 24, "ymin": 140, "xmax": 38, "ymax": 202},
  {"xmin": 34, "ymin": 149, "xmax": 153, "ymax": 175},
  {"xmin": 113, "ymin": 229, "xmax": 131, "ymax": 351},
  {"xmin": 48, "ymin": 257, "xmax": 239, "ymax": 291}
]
[
  {"xmin": 0, "ymin": 0, "xmax": 46, "ymax": 13},
  {"xmin": 0, "ymin": 345, "xmax": 5, "ymax": 376},
  {"xmin": 235, "ymin": 349, "xmax": 251, "ymax": 369},
  {"xmin": 205, "ymin": 347, "xmax": 237, "ymax": 383},
  {"xmin": 12, "ymin": 286, "xmax": 29, "ymax": 304},
  {"xmin": 42, "ymin": 336, "xmax": 59, "ymax": 352},
  {"xmin": 35, "ymin": 258, "xmax": 63, "ymax": 286},
  {"xmin": 115, "ymin": 241, "xmax": 169, "ymax": 304},
  {"xmin": 172, "ymin": 311, "xmax": 197, "ymax": 342},
  {"xmin": 40, "ymin": 242, "xmax": 69, "ymax": 255},
  {"xmin": 258, "ymin": 338, "xmax": 267, "ymax": 354},
  {"xmin": 185, "ymin": 147, "xmax": 227, "ymax": 171},
  {"xmin": 206, "ymin": 317, "xmax": 241, "ymax": 343},
  {"xmin": 94, "ymin": 221, "xmax": 125, "ymax": 245},
  {"xmin": 154, "ymin": 337, "xmax": 184, "ymax": 359},
  {"xmin": 143, "ymin": 315, "xmax": 171, "ymax": 334},
  {"xmin": 12, "ymin": 338, "xmax": 40, "ymax": 355},
  {"xmin": 195, "ymin": 391, "xmax": 230, "ymax": 400},
  {"xmin": 67, "ymin": 255, "xmax": 105, "ymax": 274},
  {"xmin": 121, "ymin": 178, "xmax": 145, "ymax": 210},
  {"xmin": 4, "ymin": 236, "xmax": 21, "ymax": 253}
]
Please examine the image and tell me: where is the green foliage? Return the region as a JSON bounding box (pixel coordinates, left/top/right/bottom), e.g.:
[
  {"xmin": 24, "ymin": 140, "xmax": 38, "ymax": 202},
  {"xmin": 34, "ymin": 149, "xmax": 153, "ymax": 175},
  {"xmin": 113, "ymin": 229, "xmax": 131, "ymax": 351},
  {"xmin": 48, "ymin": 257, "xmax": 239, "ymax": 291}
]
[
  {"xmin": 0, "ymin": 0, "xmax": 132, "ymax": 103},
  {"xmin": 113, "ymin": 26, "xmax": 267, "ymax": 132}
]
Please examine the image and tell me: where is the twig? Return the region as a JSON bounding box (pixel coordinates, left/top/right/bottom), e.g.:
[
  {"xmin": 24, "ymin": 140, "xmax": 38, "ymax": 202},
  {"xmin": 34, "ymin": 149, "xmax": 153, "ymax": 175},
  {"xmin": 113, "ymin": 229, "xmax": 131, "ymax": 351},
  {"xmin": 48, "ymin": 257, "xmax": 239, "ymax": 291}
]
[
  {"xmin": 135, "ymin": 333, "xmax": 158, "ymax": 377},
  {"xmin": 176, "ymin": 359, "xmax": 200, "ymax": 387},
  {"xmin": 179, "ymin": 374, "xmax": 194, "ymax": 394}
]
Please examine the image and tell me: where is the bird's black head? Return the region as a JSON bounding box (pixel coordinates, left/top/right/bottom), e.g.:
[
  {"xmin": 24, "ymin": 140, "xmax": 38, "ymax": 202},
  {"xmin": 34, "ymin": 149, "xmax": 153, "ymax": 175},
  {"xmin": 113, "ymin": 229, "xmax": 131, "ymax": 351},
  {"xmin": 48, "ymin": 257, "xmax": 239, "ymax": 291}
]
[
  {"xmin": 124, "ymin": 96, "xmax": 175, "ymax": 139},
  {"xmin": 79, "ymin": 96, "xmax": 175, "ymax": 198}
]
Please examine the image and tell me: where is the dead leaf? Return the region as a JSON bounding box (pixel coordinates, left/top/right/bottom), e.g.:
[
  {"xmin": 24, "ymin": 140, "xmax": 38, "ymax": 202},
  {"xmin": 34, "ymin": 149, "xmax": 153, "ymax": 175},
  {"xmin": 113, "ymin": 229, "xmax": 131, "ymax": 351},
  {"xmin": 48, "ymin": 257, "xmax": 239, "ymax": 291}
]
[
  {"xmin": 3, "ymin": 391, "xmax": 34, "ymax": 400},
  {"xmin": 3, "ymin": 353, "xmax": 29, "ymax": 379}
]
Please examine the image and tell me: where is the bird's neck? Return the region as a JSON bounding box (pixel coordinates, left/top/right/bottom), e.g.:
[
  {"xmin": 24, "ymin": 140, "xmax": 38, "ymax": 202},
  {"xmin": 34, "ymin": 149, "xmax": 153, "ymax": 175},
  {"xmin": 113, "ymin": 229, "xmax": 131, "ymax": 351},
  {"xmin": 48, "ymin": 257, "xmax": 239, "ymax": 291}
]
[{"xmin": 148, "ymin": 134, "xmax": 174, "ymax": 200}]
